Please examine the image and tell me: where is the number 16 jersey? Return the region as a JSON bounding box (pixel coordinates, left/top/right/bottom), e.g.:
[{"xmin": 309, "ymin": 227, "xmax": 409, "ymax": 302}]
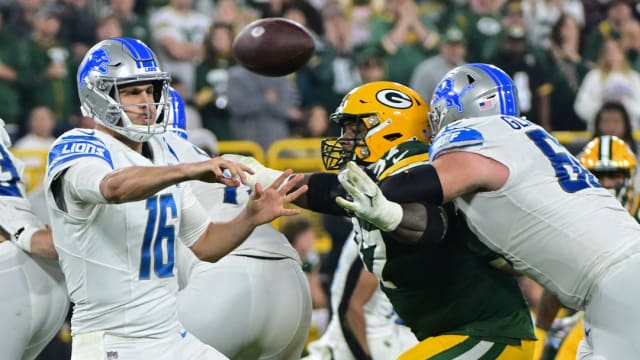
[
  {"xmin": 430, "ymin": 115, "xmax": 640, "ymax": 310},
  {"xmin": 44, "ymin": 129, "xmax": 210, "ymax": 338}
]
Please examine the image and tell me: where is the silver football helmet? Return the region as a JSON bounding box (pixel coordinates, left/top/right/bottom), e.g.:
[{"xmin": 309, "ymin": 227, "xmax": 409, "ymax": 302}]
[
  {"xmin": 429, "ymin": 63, "xmax": 519, "ymax": 136},
  {"xmin": 77, "ymin": 37, "xmax": 171, "ymax": 142}
]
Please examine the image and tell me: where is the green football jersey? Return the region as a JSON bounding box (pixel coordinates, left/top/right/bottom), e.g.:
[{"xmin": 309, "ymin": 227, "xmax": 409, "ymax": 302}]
[{"xmin": 354, "ymin": 141, "xmax": 535, "ymax": 343}]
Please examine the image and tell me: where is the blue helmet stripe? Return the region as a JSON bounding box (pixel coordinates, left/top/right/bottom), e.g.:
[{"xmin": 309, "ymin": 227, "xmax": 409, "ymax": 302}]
[
  {"xmin": 468, "ymin": 64, "xmax": 518, "ymax": 116},
  {"xmin": 113, "ymin": 37, "xmax": 157, "ymax": 69}
]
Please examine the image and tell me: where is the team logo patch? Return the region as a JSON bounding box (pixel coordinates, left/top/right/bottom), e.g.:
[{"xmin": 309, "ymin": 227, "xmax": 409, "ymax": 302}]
[
  {"xmin": 77, "ymin": 48, "xmax": 110, "ymax": 87},
  {"xmin": 376, "ymin": 89, "xmax": 412, "ymax": 109},
  {"xmin": 432, "ymin": 78, "xmax": 474, "ymax": 113}
]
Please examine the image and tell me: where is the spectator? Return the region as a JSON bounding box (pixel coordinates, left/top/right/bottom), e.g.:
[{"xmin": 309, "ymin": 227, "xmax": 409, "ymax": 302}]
[
  {"xmin": 4, "ymin": 0, "xmax": 43, "ymax": 39},
  {"xmin": 593, "ymin": 101, "xmax": 638, "ymax": 154},
  {"xmin": 574, "ymin": 38, "xmax": 640, "ymax": 131},
  {"xmin": 296, "ymin": 3, "xmax": 360, "ymax": 115},
  {"xmin": 410, "ymin": 26, "xmax": 466, "ymax": 103},
  {"xmin": 194, "ymin": 22, "xmax": 235, "ymax": 140},
  {"xmin": 109, "ymin": 0, "xmax": 151, "ymax": 45},
  {"xmin": 149, "ymin": 0, "xmax": 211, "ymax": 99},
  {"xmin": 21, "ymin": 5, "xmax": 76, "ymax": 124},
  {"xmin": 544, "ymin": 13, "xmax": 591, "ymax": 131},
  {"xmin": 448, "ymin": 0, "xmax": 507, "ymax": 62},
  {"xmin": 521, "ymin": 0, "xmax": 584, "ymax": 49},
  {"xmin": 95, "ymin": 14, "xmax": 123, "ymax": 41},
  {"xmin": 621, "ymin": 18, "xmax": 640, "ymax": 72},
  {"xmin": 0, "ymin": 6, "xmax": 27, "ymax": 129},
  {"xmin": 582, "ymin": 0, "xmax": 635, "ymax": 62},
  {"xmin": 59, "ymin": 0, "xmax": 97, "ymax": 64},
  {"xmin": 227, "ymin": 65, "xmax": 301, "ymax": 150},
  {"xmin": 13, "ymin": 105, "xmax": 56, "ymax": 150},
  {"xmin": 356, "ymin": 48, "xmax": 387, "ymax": 84},
  {"xmin": 489, "ymin": 24, "xmax": 551, "ymax": 129},
  {"xmin": 367, "ymin": 0, "xmax": 440, "ymax": 84}
]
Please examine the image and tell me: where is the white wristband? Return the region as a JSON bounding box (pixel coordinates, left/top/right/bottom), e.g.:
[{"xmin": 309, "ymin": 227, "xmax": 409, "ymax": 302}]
[{"xmin": 13, "ymin": 226, "xmax": 37, "ymax": 253}]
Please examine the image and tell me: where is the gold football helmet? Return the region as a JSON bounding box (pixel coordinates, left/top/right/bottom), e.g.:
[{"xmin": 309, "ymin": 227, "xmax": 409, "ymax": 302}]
[
  {"xmin": 321, "ymin": 81, "xmax": 430, "ymax": 170},
  {"xmin": 579, "ymin": 135, "xmax": 637, "ymax": 206}
]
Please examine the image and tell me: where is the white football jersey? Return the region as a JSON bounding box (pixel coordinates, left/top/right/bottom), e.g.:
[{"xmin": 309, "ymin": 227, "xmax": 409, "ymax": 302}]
[
  {"xmin": 160, "ymin": 132, "xmax": 299, "ymax": 260},
  {"xmin": 430, "ymin": 115, "xmax": 640, "ymax": 309},
  {"xmin": 44, "ymin": 129, "xmax": 210, "ymax": 337}
]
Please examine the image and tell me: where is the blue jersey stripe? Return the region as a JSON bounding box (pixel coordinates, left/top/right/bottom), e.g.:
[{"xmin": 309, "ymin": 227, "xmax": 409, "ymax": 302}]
[
  {"xmin": 468, "ymin": 64, "xmax": 518, "ymax": 116},
  {"xmin": 113, "ymin": 37, "xmax": 157, "ymax": 69},
  {"xmin": 48, "ymin": 141, "xmax": 114, "ymax": 175}
]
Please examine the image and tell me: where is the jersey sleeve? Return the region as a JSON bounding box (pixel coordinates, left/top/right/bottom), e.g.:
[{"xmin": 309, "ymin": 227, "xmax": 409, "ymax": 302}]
[
  {"xmin": 429, "ymin": 124, "xmax": 485, "ymax": 161},
  {"xmin": 46, "ymin": 130, "xmax": 114, "ymax": 185},
  {"xmin": 178, "ymin": 182, "xmax": 210, "ymax": 247}
]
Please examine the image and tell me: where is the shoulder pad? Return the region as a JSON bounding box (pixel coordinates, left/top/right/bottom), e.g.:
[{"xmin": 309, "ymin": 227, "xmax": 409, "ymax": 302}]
[
  {"xmin": 429, "ymin": 126, "xmax": 484, "ymax": 160},
  {"xmin": 47, "ymin": 129, "xmax": 113, "ymax": 176}
]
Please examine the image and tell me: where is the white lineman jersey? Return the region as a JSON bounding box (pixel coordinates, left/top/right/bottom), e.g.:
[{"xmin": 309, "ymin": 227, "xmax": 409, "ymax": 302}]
[
  {"xmin": 163, "ymin": 132, "xmax": 300, "ymax": 260},
  {"xmin": 44, "ymin": 129, "xmax": 210, "ymax": 337},
  {"xmin": 430, "ymin": 115, "xmax": 640, "ymax": 309},
  {"xmin": 0, "ymin": 121, "xmax": 69, "ymax": 360}
]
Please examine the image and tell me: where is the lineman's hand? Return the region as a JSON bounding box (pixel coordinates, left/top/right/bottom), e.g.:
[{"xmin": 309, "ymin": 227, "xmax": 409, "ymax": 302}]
[
  {"xmin": 0, "ymin": 200, "xmax": 42, "ymax": 252},
  {"xmin": 221, "ymin": 154, "xmax": 287, "ymax": 189},
  {"xmin": 335, "ymin": 162, "xmax": 403, "ymax": 232},
  {"xmin": 246, "ymin": 170, "xmax": 308, "ymax": 225},
  {"xmin": 186, "ymin": 157, "xmax": 253, "ymax": 187}
]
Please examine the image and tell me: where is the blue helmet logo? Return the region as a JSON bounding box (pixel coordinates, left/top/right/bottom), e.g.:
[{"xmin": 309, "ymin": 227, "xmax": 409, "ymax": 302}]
[
  {"xmin": 77, "ymin": 48, "xmax": 110, "ymax": 88},
  {"xmin": 432, "ymin": 78, "xmax": 474, "ymax": 113}
]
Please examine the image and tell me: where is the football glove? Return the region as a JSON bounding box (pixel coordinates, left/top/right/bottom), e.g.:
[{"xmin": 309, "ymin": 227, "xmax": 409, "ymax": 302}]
[
  {"xmin": 335, "ymin": 162, "xmax": 403, "ymax": 232},
  {"xmin": 221, "ymin": 154, "xmax": 288, "ymax": 189}
]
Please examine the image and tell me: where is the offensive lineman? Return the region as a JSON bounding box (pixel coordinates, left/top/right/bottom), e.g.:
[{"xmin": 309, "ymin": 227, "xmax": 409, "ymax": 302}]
[
  {"xmin": 0, "ymin": 117, "xmax": 69, "ymax": 360},
  {"xmin": 165, "ymin": 88, "xmax": 312, "ymax": 360}
]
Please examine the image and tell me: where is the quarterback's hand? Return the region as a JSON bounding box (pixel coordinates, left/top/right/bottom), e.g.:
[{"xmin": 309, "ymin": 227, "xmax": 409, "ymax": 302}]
[
  {"xmin": 186, "ymin": 157, "xmax": 253, "ymax": 187},
  {"xmin": 221, "ymin": 154, "xmax": 288, "ymax": 189},
  {"xmin": 335, "ymin": 162, "xmax": 403, "ymax": 232},
  {"xmin": 246, "ymin": 169, "xmax": 308, "ymax": 225}
]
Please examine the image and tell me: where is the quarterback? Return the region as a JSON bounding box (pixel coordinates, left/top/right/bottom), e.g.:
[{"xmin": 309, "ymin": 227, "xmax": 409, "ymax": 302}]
[{"xmin": 44, "ymin": 37, "xmax": 305, "ymax": 360}]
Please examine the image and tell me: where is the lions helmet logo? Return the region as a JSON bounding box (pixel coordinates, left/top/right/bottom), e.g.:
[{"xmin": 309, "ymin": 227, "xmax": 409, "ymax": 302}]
[
  {"xmin": 432, "ymin": 78, "xmax": 474, "ymax": 113},
  {"xmin": 77, "ymin": 48, "xmax": 110, "ymax": 88}
]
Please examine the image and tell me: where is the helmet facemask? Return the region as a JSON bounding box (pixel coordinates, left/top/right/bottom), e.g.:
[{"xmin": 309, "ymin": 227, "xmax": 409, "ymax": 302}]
[
  {"xmin": 321, "ymin": 113, "xmax": 372, "ymax": 171},
  {"xmin": 77, "ymin": 38, "xmax": 172, "ymax": 143},
  {"xmin": 321, "ymin": 81, "xmax": 430, "ymax": 171}
]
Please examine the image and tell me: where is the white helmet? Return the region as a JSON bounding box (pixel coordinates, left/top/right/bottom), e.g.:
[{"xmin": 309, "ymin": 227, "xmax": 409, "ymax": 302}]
[{"xmin": 77, "ymin": 37, "xmax": 171, "ymax": 142}]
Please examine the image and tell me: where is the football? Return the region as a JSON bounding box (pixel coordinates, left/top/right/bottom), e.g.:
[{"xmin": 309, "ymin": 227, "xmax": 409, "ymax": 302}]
[{"xmin": 232, "ymin": 18, "xmax": 315, "ymax": 77}]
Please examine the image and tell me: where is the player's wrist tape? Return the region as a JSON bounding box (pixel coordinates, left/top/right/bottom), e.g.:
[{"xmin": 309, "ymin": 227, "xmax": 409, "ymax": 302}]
[{"xmin": 11, "ymin": 226, "xmax": 36, "ymax": 253}]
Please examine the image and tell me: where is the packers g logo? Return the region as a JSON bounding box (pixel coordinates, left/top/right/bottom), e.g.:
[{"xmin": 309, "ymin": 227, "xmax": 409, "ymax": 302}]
[{"xmin": 376, "ymin": 89, "xmax": 413, "ymax": 109}]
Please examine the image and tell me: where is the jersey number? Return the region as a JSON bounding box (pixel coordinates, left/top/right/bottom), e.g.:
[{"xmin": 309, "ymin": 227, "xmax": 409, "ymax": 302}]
[
  {"xmin": 139, "ymin": 194, "xmax": 177, "ymax": 280},
  {"xmin": 526, "ymin": 129, "xmax": 599, "ymax": 193},
  {"xmin": 0, "ymin": 146, "xmax": 22, "ymax": 197}
]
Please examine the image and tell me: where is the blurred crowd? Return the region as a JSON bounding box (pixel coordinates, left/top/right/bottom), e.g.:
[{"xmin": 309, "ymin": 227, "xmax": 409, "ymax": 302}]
[{"xmin": 1, "ymin": 0, "xmax": 640, "ymax": 154}]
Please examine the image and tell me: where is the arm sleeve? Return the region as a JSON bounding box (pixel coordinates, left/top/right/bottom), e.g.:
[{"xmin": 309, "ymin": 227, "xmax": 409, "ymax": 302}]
[
  {"xmin": 179, "ymin": 183, "xmax": 210, "ymax": 247},
  {"xmin": 306, "ymin": 172, "xmax": 350, "ymax": 216},
  {"xmin": 379, "ymin": 164, "xmax": 444, "ymax": 205}
]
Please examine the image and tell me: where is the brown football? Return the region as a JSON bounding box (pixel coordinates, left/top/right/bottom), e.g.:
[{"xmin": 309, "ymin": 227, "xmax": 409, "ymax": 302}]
[{"xmin": 232, "ymin": 18, "xmax": 315, "ymax": 77}]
